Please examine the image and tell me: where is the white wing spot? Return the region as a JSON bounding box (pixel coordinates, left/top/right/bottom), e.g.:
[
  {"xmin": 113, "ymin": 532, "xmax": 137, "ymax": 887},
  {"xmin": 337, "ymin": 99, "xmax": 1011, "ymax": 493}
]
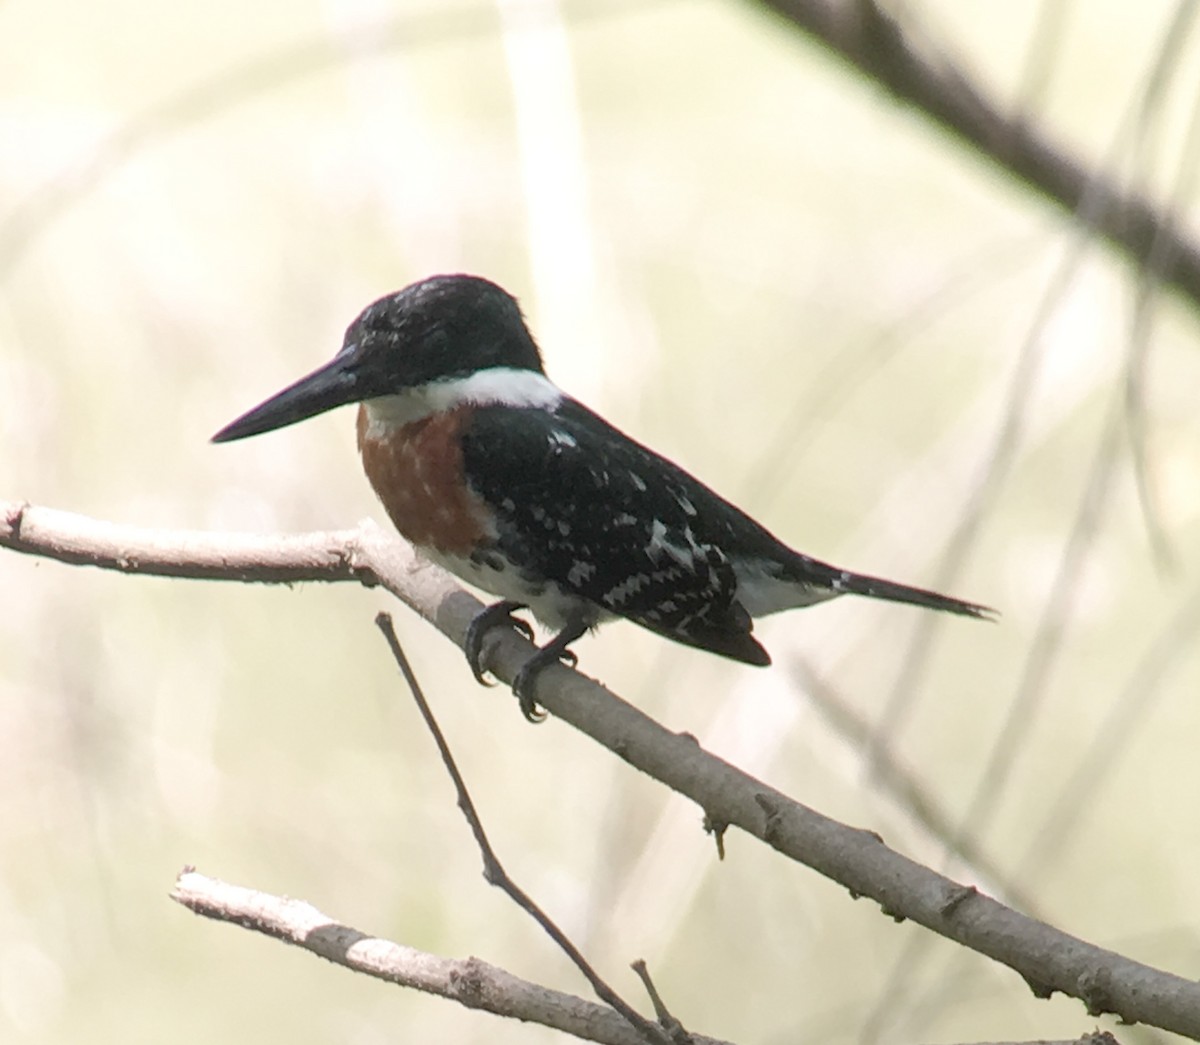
[
  {"xmin": 605, "ymin": 573, "xmax": 650, "ymax": 605},
  {"xmin": 567, "ymin": 560, "xmax": 596, "ymax": 587},
  {"xmin": 629, "ymin": 472, "xmax": 647, "ymax": 492},
  {"xmin": 646, "ymin": 519, "xmax": 697, "ymax": 568}
]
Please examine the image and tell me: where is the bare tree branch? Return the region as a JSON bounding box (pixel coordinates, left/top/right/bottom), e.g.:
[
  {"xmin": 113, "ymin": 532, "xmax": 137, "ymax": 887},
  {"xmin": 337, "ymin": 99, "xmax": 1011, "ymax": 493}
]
[
  {"xmin": 5, "ymin": 499, "xmax": 1200, "ymax": 1038},
  {"xmin": 170, "ymin": 869, "xmax": 731, "ymax": 1045},
  {"xmin": 962, "ymin": 1037, "xmax": 1120, "ymax": 1045},
  {"xmin": 0, "ymin": 501, "xmax": 373, "ymax": 582},
  {"xmin": 0, "ymin": 500, "xmax": 465, "ymax": 634},
  {"xmin": 171, "ymin": 870, "xmax": 1117, "ymax": 1045},
  {"xmin": 754, "ymin": 0, "xmax": 1200, "ymax": 308}
]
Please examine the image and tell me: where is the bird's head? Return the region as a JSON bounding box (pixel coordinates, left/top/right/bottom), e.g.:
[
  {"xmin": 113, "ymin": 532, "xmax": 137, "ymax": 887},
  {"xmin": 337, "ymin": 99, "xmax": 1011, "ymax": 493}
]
[{"xmin": 212, "ymin": 274, "xmax": 546, "ymax": 443}]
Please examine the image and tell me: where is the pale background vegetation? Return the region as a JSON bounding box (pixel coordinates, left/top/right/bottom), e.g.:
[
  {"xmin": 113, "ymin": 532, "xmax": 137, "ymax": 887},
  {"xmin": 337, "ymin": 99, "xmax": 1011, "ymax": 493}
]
[{"xmin": 3, "ymin": 1, "xmax": 1200, "ymax": 1042}]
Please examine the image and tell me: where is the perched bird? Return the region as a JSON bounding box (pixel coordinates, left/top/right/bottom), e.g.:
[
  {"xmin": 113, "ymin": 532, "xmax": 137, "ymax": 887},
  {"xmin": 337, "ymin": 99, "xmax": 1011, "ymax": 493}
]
[{"xmin": 213, "ymin": 275, "xmax": 992, "ymax": 719}]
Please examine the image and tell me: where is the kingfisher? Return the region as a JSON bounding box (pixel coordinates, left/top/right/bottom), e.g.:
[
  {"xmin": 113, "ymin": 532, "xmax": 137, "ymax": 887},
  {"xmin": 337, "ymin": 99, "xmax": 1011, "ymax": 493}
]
[{"xmin": 213, "ymin": 274, "xmax": 993, "ymax": 720}]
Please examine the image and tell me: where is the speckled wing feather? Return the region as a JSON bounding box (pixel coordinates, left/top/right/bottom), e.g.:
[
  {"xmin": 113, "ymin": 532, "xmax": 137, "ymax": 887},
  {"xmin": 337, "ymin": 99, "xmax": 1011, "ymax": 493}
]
[{"xmin": 458, "ymin": 399, "xmax": 772, "ymax": 664}]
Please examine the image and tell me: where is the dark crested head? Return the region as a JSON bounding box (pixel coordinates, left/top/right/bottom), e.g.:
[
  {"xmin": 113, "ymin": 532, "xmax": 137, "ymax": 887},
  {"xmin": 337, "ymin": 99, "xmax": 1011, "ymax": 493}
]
[
  {"xmin": 212, "ymin": 274, "xmax": 544, "ymax": 443},
  {"xmin": 348, "ymin": 275, "xmax": 544, "ymax": 385}
]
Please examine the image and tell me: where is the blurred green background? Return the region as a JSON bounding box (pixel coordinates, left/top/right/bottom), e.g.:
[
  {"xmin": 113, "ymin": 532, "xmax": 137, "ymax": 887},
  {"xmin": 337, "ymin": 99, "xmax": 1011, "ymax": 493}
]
[{"xmin": 3, "ymin": 1, "xmax": 1200, "ymax": 1042}]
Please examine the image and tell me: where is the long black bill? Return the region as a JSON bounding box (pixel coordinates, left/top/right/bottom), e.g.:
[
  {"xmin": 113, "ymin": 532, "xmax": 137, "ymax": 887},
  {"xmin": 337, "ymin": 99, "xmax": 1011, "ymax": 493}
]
[{"xmin": 211, "ymin": 346, "xmax": 364, "ymax": 443}]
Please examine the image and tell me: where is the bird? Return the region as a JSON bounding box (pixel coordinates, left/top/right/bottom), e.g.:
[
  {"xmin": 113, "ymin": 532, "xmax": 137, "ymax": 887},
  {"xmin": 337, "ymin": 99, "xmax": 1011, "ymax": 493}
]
[{"xmin": 213, "ymin": 274, "xmax": 993, "ymax": 720}]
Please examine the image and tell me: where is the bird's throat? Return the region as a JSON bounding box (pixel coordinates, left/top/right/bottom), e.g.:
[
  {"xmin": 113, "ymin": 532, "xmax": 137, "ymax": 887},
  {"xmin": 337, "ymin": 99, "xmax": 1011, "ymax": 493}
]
[{"xmin": 360, "ymin": 367, "xmax": 561, "ymax": 440}]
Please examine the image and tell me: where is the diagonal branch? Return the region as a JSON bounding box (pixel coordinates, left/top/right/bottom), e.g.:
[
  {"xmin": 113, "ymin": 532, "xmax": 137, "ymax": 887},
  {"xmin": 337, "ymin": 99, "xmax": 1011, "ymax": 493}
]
[
  {"xmin": 5, "ymin": 498, "xmax": 1200, "ymax": 1039},
  {"xmin": 755, "ymin": 0, "xmax": 1200, "ymax": 307},
  {"xmin": 170, "ymin": 869, "xmax": 731, "ymax": 1045}
]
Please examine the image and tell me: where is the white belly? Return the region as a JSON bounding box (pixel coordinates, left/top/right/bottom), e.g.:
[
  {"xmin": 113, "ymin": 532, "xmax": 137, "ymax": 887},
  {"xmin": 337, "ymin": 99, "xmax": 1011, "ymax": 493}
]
[{"xmin": 423, "ymin": 547, "xmax": 607, "ymax": 633}]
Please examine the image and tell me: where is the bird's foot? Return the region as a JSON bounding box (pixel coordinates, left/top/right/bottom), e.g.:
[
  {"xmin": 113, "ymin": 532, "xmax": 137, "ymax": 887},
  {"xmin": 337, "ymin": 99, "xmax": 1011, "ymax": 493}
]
[
  {"xmin": 511, "ymin": 648, "xmax": 575, "ymax": 723},
  {"xmin": 511, "ymin": 626, "xmax": 585, "ymax": 723},
  {"xmin": 464, "ymin": 600, "xmax": 532, "ymax": 685}
]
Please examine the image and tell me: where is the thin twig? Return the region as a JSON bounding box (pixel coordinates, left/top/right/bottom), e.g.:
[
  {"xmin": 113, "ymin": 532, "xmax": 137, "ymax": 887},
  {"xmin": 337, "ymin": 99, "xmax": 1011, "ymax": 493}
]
[
  {"xmin": 631, "ymin": 961, "xmax": 690, "ymax": 1044},
  {"xmin": 791, "ymin": 657, "xmax": 1037, "ymax": 913},
  {"xmin": 1014, "ymin": 580, "xmax": 1200, "ymax": 884},
  {"xmin": 1121, "ymin": 0, "xmax": 1200, "ymax": 574},
  {"xmin": 373, "ymin": 613, "xmax": 672, "ymax": 1045}
]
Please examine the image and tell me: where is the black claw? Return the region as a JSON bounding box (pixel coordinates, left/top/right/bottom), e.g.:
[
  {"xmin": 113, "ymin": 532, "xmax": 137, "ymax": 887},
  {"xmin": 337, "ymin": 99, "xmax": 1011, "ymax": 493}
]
[
  {"xmin": 465, "ymin": 609, "xmax": 588, "ymax": 723},
  {"xmin": 464, "ymin": 600, "xmax": 529, "ymax": 685},
  {"xmin": 512, "ymin": 650, "xmax": 558, "ymax": 723},
  {"xmin": 510, "ymin": 621, "xmax": 588, "ymax": 723},
  {"xmin": 515, "ymin": 676, "xmax": 548, "ymax": 723}
]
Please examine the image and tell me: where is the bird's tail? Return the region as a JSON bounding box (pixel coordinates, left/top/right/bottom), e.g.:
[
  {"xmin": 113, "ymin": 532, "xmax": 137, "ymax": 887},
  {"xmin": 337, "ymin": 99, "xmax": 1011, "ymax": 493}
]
[{"xmin": 830, "ymin": 567, "xmax": 996, "ymax": 620}]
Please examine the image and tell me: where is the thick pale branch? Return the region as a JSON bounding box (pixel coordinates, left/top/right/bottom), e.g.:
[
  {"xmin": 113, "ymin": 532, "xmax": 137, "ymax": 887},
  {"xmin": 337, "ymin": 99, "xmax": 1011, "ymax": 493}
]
[
  {"xmin": 5, "ymin": 499, "xmax": 1198, "ymax": 1038},
  {"xmin": 0, "ymin": 500, "xmax": 364, "ymax": 580},
  {"xmin": 171, "ymin": 870, "xmax": 729, "ymax": 1045},
  {"xmin": 963, "ymin": 1039, "xmax": 1118, "ymax": 1045},
  {"xmin": 0, "ymin": 499, "xmax": 471, "ymax": 635},
  {"xmin": 171, "ymin": 871, "xmax": 1115, "ymax": 1045}
]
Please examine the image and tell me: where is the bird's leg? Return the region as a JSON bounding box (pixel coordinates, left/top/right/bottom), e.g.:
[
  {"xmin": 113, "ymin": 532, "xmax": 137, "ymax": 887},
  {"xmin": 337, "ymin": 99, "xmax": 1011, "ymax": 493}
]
[
  {"xmin": 512, "ymin": 620, "xmax": 588, "ymax": 723},
  {"xmin": 464, "ymin": 600, "xmax": 533, "ymax": 685}
]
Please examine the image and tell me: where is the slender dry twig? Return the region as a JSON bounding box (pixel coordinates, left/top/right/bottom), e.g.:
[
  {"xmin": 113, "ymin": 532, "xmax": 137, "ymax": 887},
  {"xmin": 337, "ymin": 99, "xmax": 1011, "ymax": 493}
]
[
  {"xmin": 1121, "ymin": 0, "xmax": 1200, "ymax": 573},
  {"xmin": 5, "ymin": 499, "xmax": 1200, "ymax": 1038},
  {"xmin": 373, "ymin": 614, "xmax": 675, "ymax": 1045},
  {"xmin": 1015, "ymin": 580, "xmax": 1200, "ymax": 885},
  {"xmin": 1013, "ymin": 0, "xmax": 1074, "ymax": 112},
  {"xmin": 868, "ymin": 0, "xmax": 1194, "ymax": 752},
  {"xmin": 743, "ymin": 235, "xmax": 1039, "ymax": 514},
  {"xmin": 862, "ymin": 395, "xmax": 1130, "ymax": 1042},
  {"xmin": 950, "ymin": 394, "xmax": 1127, "ymax": 871},
  {"xmin": 170, "ymin": 869, "xmax": 730, "ymax": 1045},
  {"xmin": 853, "ymin": 7, "xmax": 1200, "ymax": 1030},
  {"xmin": 790, "ymin": 657, "xmax": 1038, "ymax": 914},
  {"xmin": 870, "ymin": 194, "xmax": 1102, "ymax": 763},
  {"xmin": 631, "ymin": 961, "xmax": 690, "ymax": 1044}
]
